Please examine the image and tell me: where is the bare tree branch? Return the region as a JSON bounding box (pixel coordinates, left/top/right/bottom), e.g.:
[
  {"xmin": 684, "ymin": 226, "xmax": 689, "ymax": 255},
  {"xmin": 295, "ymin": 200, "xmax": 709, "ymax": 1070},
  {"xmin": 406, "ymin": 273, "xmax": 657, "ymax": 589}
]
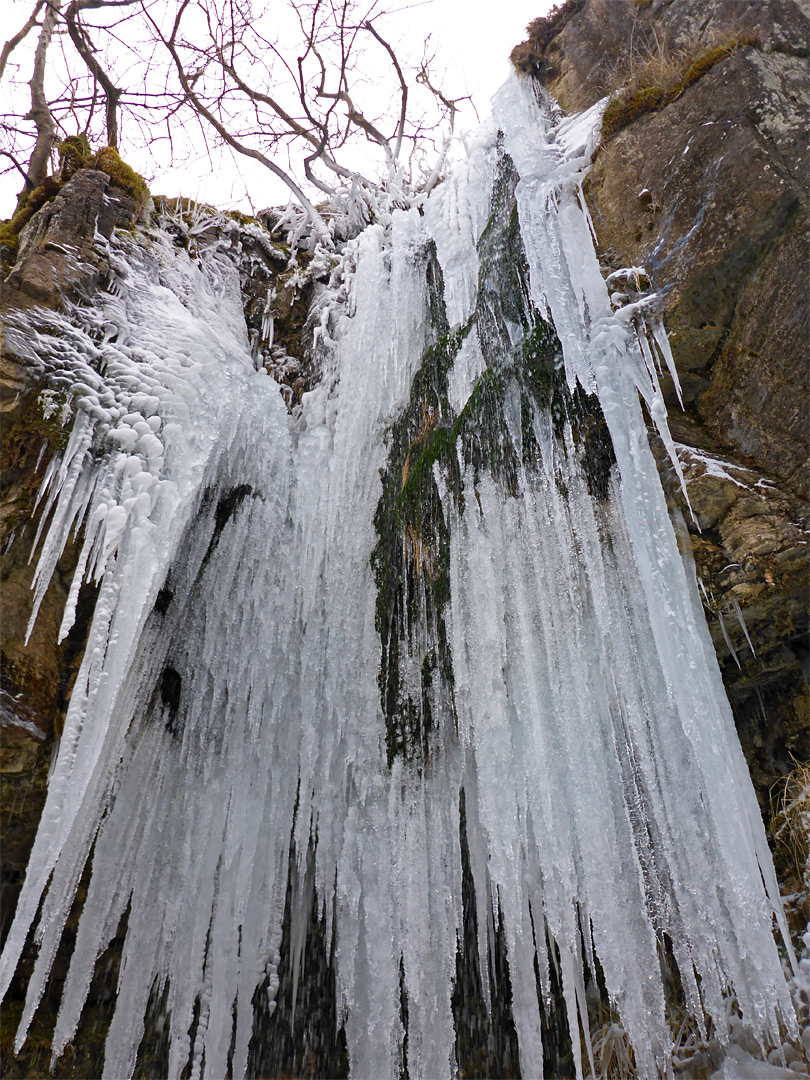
[
  {"xmin": 0, "ymin": 148, "xmax": 36, "ymax": 187},
  {"xmin": 1, "ymin": 0, "xmax": 45, "ymax": 81},
  {"xmin": 2, "ymin": 0, "xmax": 463, "ymax": 234},
  {"xmin": 363, "ymin": 19, "xmax": 406, "ymax": 160},
  {"xmin": 63, "ymin": 0, "xmax": 139, "ymax": 145},
  {"xmin": 144, "ymin": 0, "xmax": 332, "ymax": 240}
]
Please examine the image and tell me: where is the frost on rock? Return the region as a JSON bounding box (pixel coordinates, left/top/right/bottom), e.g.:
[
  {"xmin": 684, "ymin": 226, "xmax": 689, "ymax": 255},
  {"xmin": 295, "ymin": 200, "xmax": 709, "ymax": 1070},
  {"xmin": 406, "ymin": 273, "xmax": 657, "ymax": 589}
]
[{"xmin": 0, "ymin": 74, "xmax": 800, "ymax": 1080}]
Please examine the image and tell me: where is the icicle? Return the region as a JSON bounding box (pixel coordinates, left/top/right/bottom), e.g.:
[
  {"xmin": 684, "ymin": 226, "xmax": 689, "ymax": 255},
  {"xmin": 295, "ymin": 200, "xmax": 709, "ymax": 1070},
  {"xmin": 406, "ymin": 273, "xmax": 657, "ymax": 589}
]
[
  {"xmin": 1, "ymin": 72, "xmax": 798, "ymax": 1080},
  {"xmin": 732, "ymin": 598, "xmax": 757, "ymax": 657},
  {"xmin": 717, "ymin": 607, "xmax": 742, "ymax": 668}
]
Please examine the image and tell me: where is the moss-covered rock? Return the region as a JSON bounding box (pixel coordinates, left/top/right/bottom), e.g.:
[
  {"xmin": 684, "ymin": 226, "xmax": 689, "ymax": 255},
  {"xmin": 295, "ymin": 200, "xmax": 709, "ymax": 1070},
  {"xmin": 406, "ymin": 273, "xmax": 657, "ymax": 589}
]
[
  {"xmin": 599, "ymin": 36, "xmax": 756, "ymax": 144},
  {"xmin": 92, "ymin": 147, "xmax": 150, "ymax": 213},
  {"xmin": 1, "ymin": 144, "xmax": 150, "ymax": 271},
  {"xmin": 0, "ymin": 177, "xmax": 62, "ymax": 262},
  {"xmin": 58, "ymin": 134, "xmax": 92, "ymax": 182}
]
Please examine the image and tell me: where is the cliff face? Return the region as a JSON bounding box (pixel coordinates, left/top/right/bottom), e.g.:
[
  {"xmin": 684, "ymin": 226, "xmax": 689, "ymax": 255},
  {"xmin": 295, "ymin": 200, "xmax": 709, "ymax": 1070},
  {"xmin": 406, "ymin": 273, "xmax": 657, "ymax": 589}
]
[
  {"xmin": 0, "ymin": 7, "xmax": 808, "ymax": 1067},
  {"xmin": 2, "ymin": 5, "xmax": 807, "ymax": 895},
  {"xmin": 513, "ymin": 0, "xmax": 809, "ymax": 844}
]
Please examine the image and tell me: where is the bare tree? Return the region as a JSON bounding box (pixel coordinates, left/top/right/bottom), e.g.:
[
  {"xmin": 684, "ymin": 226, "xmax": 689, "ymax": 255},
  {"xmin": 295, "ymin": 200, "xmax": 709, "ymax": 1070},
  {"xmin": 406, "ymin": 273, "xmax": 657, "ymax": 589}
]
[
  {"xmin": 0, "ymin": 0, "xmax": 45, "ymax": 81},
  {"xmin": 63, "ymin": 0, "xmax": 142, "ymax": 147},
  {"xmin": 145, "ymin": 0, "xmax": 465, "ymax": 218},
  {"xmin": 2, "ymin": 0, "xmax": 168, "ymax": 194},
  {"xmin": 1, "ymin": 0, "xmax": 465, "ymax": 231}
]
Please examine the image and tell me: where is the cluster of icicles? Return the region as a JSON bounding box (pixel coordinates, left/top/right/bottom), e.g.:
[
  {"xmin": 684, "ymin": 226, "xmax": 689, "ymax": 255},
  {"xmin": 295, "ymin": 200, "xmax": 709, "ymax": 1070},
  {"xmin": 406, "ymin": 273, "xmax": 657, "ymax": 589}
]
[{"xmin": 1, "ymin": 75, "xmax": 798, "ymax": 1078}]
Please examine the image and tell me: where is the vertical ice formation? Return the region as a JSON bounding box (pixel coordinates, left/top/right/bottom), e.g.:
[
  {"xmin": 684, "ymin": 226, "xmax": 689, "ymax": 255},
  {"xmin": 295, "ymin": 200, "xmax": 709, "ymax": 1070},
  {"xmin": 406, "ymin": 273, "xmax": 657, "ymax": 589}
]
[{"xmin": 0, "ymin": 75, "xmax": 797, "ymax": 1079}]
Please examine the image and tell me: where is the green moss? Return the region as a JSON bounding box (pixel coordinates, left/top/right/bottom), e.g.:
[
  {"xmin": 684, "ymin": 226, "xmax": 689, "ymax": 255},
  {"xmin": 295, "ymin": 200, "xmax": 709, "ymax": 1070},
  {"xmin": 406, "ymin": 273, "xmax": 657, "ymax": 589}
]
[
  {"xmin": 1, "ymin": 143, "xmax": 150, "ymax": 265},
  {"xmin": 601, "ymin": 84, "xmax": 667, "ymax": 141},
  {"xmin": 371, "ymin": 245, "xmax": 465, "ymax": 765},
  {"xmin": 93, "ymin": 147, "xmax": 149, "ymax": 210},
  {"xmin": 1, "ymin": 387, "xmax": 74, "ymax": 538},
  {"xmin": 61, "ymin": 133, "xmax": 92, "ymax": 155},
  {"xmin": 58, "ymin": 135, "xmax": 92, "ymax": 181},
  {"xmin": 372, "ymin": 160, "xmax": 617, "ymax": 768},
  {"xmin": 679, "ymin": 41, "xmax": 739, "ymax": 86},
  {"xmin": 225, "ymin": 207, "xmax": 261, "ymax": 227},
  {"xmin": 0, "ymin": 177, "xmax": 61, "ymax": 259}
]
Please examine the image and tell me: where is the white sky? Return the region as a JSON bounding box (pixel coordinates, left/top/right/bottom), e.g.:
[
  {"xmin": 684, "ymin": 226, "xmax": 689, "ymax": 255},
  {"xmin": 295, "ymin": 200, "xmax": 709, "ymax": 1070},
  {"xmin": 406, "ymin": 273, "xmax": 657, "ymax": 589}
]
[
  {"xmin": 1, "ymin": 0, "xmax": 555, "ymax": 215},
  {"xmin": 144, "ymin": 0, "xmax": 555, "ymax": 210}
]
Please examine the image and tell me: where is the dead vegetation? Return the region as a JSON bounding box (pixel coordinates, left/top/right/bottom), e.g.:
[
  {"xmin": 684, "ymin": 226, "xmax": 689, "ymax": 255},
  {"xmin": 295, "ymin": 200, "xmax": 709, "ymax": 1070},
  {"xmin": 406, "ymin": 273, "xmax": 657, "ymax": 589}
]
[
  {"xmin": 770, "ymin": 757, "xmax": 810, "ymax": 937},
  {"xmin": 600, "ymin": 31, "xmax": 758, "ymax": 143},
  {"xmin": 510, "ymin": 0, "xmax": 586, "ymax": 79}
]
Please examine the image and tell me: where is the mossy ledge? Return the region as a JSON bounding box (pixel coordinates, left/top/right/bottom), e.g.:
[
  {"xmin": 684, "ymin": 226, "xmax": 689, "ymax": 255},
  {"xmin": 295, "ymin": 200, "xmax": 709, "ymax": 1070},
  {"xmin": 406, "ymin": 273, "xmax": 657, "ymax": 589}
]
[
  {"xmin": 92, "ymin": 147, "xmax": 150, "ymax": 210},
  {"xmin": 0, "ymin": 142, "xmax": 149, "ymax": 263}
]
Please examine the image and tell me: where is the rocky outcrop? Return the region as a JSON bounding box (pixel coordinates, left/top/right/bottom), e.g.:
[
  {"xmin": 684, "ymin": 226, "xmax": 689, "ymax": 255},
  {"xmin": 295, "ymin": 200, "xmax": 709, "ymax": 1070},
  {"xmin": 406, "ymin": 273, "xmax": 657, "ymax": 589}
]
[
  {"xmin": 513, "ymin": 0, "xmax": 809, "ymax": 843},
  {"xmin": 587, "ymin": 40, "xmax": 808, "ymax": 496}
]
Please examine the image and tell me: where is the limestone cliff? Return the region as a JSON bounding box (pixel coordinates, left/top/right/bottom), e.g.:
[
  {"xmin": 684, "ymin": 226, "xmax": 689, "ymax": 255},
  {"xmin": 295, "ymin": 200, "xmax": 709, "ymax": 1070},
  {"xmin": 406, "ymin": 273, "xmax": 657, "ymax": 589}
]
[{"xmin": 513, "ymin": 0, "xmax": 809, "ymax": 880}]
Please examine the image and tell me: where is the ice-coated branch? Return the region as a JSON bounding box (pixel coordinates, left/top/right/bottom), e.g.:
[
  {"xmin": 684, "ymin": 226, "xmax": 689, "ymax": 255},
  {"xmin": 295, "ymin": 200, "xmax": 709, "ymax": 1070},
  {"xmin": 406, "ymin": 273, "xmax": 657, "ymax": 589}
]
[{"xmin": 363, "ymin": 19, "xmax": 407, "ymax": 160}]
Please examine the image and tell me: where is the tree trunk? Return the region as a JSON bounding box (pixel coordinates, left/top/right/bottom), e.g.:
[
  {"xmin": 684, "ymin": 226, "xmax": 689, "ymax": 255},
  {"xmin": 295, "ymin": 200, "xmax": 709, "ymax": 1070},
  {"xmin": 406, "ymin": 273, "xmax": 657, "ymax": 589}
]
[{"xmin": 26, "ymin": 0, "xmax": 62, "ymax": 190}]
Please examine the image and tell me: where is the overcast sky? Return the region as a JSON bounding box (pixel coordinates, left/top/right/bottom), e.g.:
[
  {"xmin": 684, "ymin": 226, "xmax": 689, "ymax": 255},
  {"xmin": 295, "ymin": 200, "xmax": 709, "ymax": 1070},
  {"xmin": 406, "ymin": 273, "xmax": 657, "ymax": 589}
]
[
  {"xmin": 145, "ymin": 0, "xmax": 556, "ymax": 210},
  {"xmin": 1, "ymin": 0, "xmax": 555, "ymax": 214}
]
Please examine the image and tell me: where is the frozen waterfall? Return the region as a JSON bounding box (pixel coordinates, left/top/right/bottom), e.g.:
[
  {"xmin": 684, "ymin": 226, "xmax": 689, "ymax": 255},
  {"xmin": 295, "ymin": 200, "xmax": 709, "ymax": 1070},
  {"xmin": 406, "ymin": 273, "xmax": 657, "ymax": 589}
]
[{"xmin": 0, "ymin": 75, "xmax": 798, "ymax": 1078}]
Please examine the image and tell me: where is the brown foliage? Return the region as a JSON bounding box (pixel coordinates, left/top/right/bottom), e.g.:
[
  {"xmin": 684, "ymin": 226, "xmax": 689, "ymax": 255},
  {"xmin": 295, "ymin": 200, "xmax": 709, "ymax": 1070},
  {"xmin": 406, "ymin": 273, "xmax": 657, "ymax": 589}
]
[{"xmin": 510, "ymin": 0, "xmax": 586, "ymax": 77}]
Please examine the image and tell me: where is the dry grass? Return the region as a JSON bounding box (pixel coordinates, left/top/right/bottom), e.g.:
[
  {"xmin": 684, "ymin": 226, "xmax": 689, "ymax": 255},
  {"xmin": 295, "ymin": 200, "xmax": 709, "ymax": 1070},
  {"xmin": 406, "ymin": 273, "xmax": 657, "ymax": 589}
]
[
  {"xmin": 600, "ymin": 31, "xmax": 757, "ymax": 143},
  {"xmin": 588, "ymin": 1015, "xmax": 635, "ymax": 1078},
  {"xmin": 770, "ymin": 757, "xmax": 810, "ymax": 913}
]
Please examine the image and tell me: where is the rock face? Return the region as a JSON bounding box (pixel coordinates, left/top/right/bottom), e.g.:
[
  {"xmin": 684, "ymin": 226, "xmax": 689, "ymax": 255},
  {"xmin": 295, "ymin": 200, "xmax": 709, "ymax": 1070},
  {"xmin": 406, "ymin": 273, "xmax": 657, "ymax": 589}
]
[{"xmin": 513, "ymin": 0, "xmax": 809, "ymax": 854}]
